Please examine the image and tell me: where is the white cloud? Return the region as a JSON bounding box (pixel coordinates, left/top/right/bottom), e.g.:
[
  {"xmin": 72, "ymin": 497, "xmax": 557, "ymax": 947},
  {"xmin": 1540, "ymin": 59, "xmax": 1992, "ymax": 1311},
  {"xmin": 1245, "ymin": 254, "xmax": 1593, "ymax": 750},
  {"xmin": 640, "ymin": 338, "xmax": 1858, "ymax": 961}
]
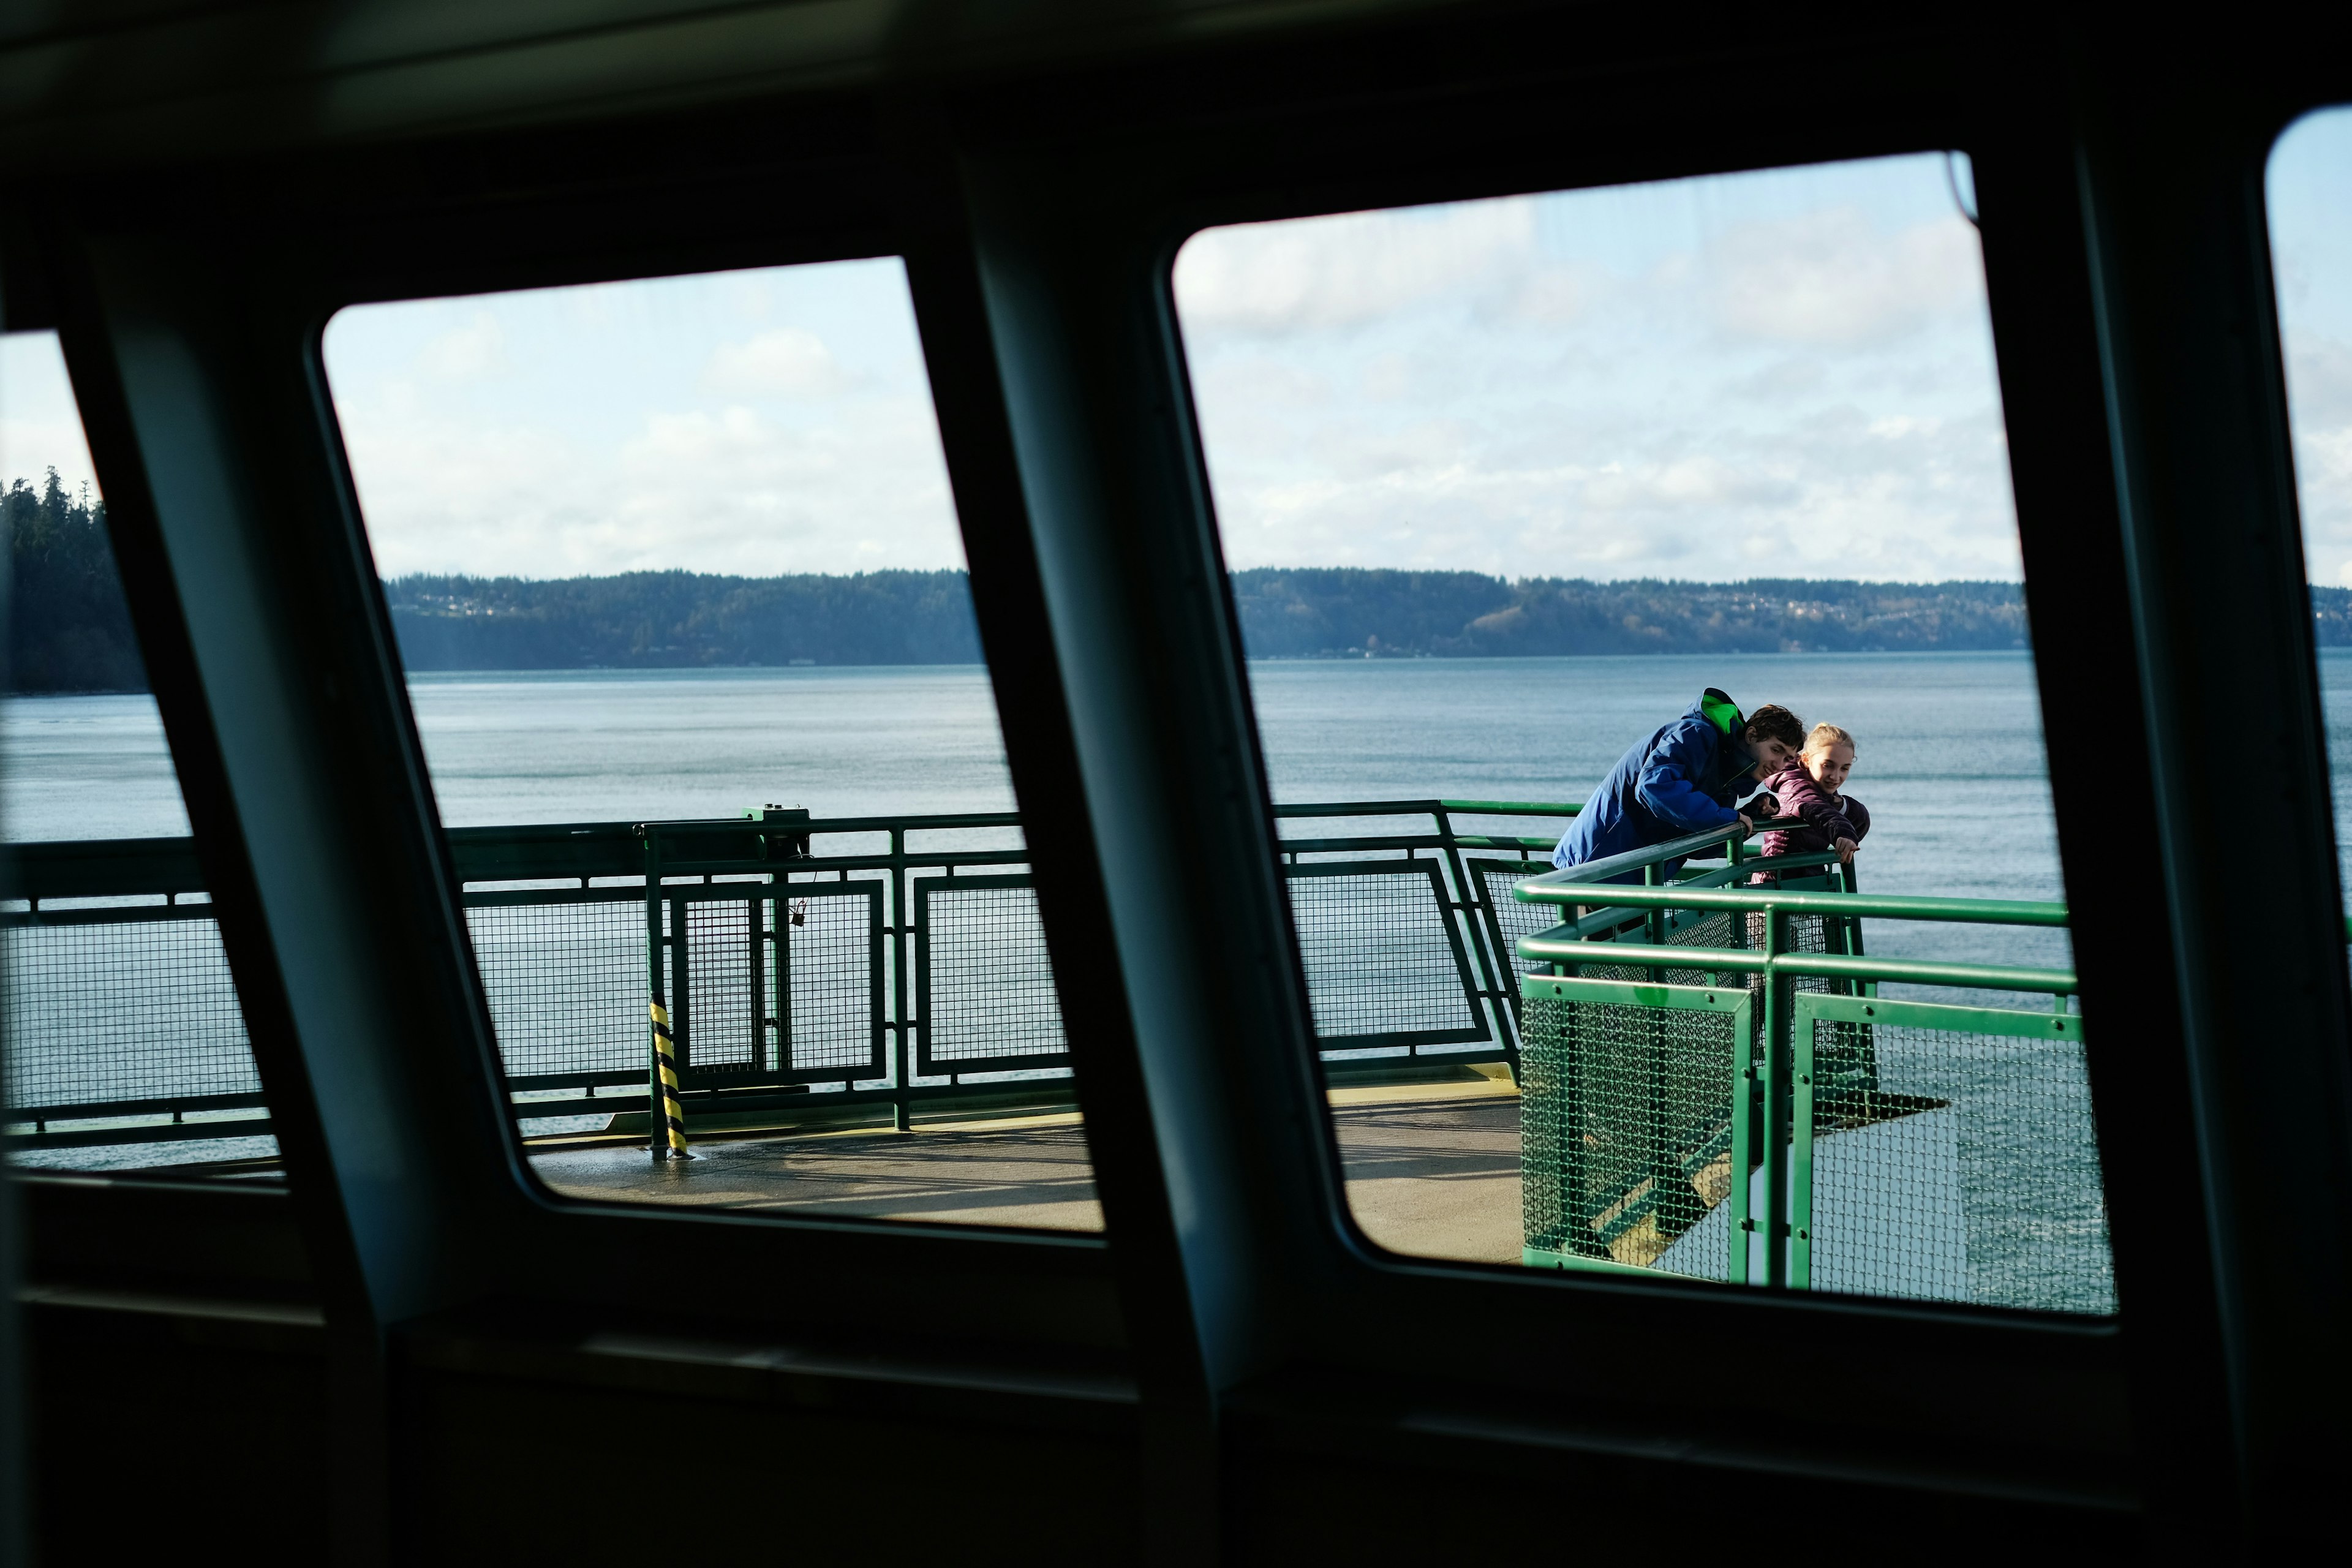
[
  {"xmin": 703, "ymin": 328, "xmax": 850, "ymax": 398},
  {"xmin": 1175, "ymin": 199, "xmax": 1538, "ymax": 334},
  {"xmin": 321, "ymin": 258, "xmax": 963, "ymax": 579},
  {"xmin": 1181, "ymin": 156, "xmax": 2023, "ymax": 583},
  {"xmin": 1708, "ymin": 207, "xmax": 1981, "ymax": 346},
  {"xmin": 335, "ymin": 378, "xmax": 957, "ymax": 579}
]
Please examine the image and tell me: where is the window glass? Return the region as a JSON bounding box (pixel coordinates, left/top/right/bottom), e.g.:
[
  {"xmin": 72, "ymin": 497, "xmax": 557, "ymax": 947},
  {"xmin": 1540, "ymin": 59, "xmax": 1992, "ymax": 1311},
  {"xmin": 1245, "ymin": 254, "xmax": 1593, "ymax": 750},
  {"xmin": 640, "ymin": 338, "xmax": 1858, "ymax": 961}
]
[
  {"xmin": 2267, "ymin": 107, "xmax": 2352, "ymax": 899},
  {"xmin": 321, "ymin": 260, "xmax": 1098, "ymax": 1232},
  {"xmin": 2, "ymin": 331, "xmax": 281, "ymax": 1178},
  {"xmin": 1174, "ymin": 154, "xmax": 2115, "ymax": 1312}
]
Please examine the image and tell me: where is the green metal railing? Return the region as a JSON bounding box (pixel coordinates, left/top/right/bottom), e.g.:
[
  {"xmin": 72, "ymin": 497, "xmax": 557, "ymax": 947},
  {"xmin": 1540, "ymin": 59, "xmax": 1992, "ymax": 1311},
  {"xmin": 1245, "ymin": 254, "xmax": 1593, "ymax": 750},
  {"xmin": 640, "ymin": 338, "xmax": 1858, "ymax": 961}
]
[
  {"xmin": 1510, "ymin": 820, "xmax": 2114, "ymax": 1314},
  {"xmin": 4, "ymin": 798, "xmax": 1580, "ymax": 1152}
]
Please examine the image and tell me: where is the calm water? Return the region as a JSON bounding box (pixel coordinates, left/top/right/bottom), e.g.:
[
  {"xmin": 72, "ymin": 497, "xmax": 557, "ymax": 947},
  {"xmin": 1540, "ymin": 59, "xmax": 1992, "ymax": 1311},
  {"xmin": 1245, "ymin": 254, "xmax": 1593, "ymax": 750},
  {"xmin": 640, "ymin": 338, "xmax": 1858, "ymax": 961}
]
[{"xmin": 3, "ymin": 651, "xmax": 2084, "ymax": 974}]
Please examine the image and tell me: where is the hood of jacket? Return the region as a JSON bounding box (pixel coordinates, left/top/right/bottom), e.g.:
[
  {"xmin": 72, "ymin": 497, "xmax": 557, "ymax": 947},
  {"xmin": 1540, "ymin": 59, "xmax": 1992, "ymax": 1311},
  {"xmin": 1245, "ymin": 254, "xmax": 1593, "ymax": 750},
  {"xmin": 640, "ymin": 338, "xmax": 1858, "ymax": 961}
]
[
  {"xmin": 1688, "ymin": 688, "xmax": 1757, "ymax": 783},
  {"xmin": 1694, "ymin": 687, "xmax": 1743, "ymax": 736}
]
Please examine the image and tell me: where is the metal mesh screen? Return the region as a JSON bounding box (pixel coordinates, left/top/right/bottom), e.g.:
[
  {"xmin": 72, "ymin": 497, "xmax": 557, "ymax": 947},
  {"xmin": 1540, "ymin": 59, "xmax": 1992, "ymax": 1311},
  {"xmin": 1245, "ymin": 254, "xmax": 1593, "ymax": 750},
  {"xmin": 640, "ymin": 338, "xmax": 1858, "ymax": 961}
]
[
  {"xmin": 4, "ymin": 915, "xmax": 257, "ymax": 1113},
  {"xmin": 1521, "ymin": 991, "xmax": 1739, "ymax": 1278},
  {"xmin": 1472, "ymin": 859, "xmax": 1554, "ymax": 969},
  {"xmin": 1745, "ymin": 911, "xmax": 1837, "ymax": 992},
  {"xmin": 466, "ymin": 899, "xmax": 643, "ymax": 1081},
  {"xmin": 920, "ymin": 880, "xmax": 1066, "ymax": 1069},
  {"xmin": 1808, "ymin": 1017, "xmax": 2115, "ymax": 1313},
  {"xmin": 1285, "ymin": 864, "xmax": 1480, "ymax": 1042},
  {"xmin": 782, "ymin": 887, "xmax": 875, "ymax": 1075},
  {"xmin": 684, "ymin": 897, "xmax": 761, "ymax": 1074},
  {"xmin": 1573, "ymin": 909, "xmax": 1738, "ymax": 988}
]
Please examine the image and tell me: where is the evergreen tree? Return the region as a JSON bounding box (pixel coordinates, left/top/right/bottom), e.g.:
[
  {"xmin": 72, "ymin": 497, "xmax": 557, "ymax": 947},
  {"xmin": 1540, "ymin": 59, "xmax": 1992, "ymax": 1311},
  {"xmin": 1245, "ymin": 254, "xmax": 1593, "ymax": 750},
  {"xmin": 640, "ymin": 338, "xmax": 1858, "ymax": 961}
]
[{"xmin": 4, "ymin": 469, "xmax": 146, "ymax": 693}]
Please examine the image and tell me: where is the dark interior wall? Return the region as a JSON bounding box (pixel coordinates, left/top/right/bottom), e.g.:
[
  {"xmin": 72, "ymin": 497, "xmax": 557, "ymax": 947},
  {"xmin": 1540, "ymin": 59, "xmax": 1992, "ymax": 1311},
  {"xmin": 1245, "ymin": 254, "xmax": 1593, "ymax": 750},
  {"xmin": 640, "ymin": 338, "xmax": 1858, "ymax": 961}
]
[
  {"xmin": 403, "ymin": 1366, "xmax": 1140, "ymax": 1559},
  {"xmin": 17, "ymin": 1180, "xmax": 328, "ymax": 1560},
  {"xmin": 24, "ymin": 1299, "xmax": 331, "ymax": 1561}
]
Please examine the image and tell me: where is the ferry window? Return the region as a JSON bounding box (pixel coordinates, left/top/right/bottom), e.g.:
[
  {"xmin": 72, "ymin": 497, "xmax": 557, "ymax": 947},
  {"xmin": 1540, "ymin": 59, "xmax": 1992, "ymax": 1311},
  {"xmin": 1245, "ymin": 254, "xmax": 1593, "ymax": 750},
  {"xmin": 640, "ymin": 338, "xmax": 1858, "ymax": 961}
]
[
  {"xmin": 2267, "ymin": 108, "xmax": 2352, "ymax": 904},
  {"xmin": 320, "ymin": 261, "xmax": 1099, "ymax": 1232},
  {"xmin": 1, "ymin": 331, "xmax": 282, "ymax": 1179},
  {"xmin": 1172, "ymin": 154, "xmax": 2116, "ymax": 1312}
]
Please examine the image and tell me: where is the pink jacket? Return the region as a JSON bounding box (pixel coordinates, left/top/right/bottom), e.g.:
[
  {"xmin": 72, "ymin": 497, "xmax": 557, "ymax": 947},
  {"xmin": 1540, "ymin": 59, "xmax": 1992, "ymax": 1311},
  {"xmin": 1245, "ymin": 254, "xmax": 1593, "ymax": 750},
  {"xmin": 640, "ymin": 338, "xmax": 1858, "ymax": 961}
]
[{"xmin": 1754, "ymin": 764, "xmax": 1870, "ymax": 864}]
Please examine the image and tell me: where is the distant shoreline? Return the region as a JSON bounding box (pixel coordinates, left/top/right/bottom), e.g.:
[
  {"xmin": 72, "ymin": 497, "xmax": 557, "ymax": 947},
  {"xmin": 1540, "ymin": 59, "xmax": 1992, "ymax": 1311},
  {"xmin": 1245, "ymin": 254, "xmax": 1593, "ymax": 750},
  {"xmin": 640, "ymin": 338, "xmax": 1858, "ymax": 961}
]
[{"xmin": 19, "ymin": 549, "xmax": 2352, "ymax": 695}]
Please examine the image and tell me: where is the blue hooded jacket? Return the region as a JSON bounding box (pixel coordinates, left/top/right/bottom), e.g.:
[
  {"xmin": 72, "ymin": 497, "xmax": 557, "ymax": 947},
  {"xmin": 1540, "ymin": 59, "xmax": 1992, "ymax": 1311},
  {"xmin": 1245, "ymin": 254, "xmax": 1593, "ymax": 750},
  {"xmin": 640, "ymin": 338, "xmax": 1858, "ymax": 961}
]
[{"xmin": 1551, "ymin": 688, "xmax": 1763, "ymax": 880}]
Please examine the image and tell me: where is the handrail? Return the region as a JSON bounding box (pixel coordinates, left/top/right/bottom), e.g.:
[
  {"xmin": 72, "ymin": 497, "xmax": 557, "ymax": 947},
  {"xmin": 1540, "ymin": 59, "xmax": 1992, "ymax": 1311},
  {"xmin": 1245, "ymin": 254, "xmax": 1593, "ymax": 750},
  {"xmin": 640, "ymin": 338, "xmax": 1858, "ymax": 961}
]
[
  {"xmin": 1514, "ymin": 880, "xmax": 2069, "ymax": 928},
  {"xmin": 1512, "ymin": 939, "xmax": 2076, "ymax": 995},
  {"xmin": 1517, "ymin": 820, "xmax": 1747, "ymax": 887},
  {"xmin": 1435, "ymin": 799, "xmax": 1583, "ymax": 817}
]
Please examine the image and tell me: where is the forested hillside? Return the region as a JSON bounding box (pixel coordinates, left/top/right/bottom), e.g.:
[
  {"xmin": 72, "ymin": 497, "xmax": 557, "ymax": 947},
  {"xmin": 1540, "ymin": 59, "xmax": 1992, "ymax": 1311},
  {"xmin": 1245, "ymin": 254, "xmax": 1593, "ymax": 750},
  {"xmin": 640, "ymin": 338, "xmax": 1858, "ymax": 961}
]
[
  {"xmin": 20, "ymin": 472, "xmax": 2352, "ymax": 692},
  {"xmin": 386, "ymin": 571, "xmax": 982, "ymax": 669},
  {"xmin": 1228, "ymin": 571, "xmax": 2034, "ymax": 657}
]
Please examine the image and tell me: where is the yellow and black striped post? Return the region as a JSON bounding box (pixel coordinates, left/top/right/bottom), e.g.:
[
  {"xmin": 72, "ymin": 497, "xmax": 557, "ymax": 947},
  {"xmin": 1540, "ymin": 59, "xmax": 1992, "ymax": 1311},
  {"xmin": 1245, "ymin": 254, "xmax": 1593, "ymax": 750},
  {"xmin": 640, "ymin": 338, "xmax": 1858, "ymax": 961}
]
[
  {"xmin": 649, "ymin": 1000, "xmax": 690, "ymax": 1159},
  {"xmin": 642, "ymin": 825, "xmax": 693, "ymax": 1159}
]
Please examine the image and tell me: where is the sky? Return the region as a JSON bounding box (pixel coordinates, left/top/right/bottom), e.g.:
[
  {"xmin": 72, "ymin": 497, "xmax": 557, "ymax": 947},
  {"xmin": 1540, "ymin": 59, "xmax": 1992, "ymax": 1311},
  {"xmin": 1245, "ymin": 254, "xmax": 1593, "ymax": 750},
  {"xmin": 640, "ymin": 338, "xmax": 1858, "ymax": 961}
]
[
  {"xmin": 0, "ymin": 333, "xmax": 97, "ymax": 505},
  {"xmin": 319, "ymin": 258, "xmax": 965, "ymax": 578},
  {"xmin": 1174, "ymin": 152, "xmax": 2021, "ymax": 581},
  {"xmin": 1, "ymin": 137, "xmax": 2346, "ymax": 586},
  {"xmin": 2271, "ymin": 106, "xmax": 2352, "ymax": 588}
]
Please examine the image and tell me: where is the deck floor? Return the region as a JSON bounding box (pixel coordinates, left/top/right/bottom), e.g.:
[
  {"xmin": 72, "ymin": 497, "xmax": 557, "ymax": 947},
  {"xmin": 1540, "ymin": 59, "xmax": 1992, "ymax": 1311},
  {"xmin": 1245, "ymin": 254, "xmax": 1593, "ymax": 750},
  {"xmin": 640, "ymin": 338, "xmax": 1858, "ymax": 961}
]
[{"xmin": 529, "ymin": 1071, "xmax": 1522, "ymax": 1264}]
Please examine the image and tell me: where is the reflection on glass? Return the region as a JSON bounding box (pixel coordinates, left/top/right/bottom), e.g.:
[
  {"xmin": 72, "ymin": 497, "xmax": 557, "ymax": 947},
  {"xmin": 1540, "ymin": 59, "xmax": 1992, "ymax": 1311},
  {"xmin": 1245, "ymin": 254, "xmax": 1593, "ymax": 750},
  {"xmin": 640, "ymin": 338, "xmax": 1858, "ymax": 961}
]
[
  {"xmin": 1174, "ymin": 155, "xmax": 2114, "ymax": 1311},
  {"xmin": 2, "ymin": 331, "xmax": 279, "ymax": 1178},
  {"xmin": 2268, "ymin": 106, "xmax": 2352, "ymax": 895},
  {"xmin": 321, "ymin": 261, "xmax": 1098, "ymax": 1232}
]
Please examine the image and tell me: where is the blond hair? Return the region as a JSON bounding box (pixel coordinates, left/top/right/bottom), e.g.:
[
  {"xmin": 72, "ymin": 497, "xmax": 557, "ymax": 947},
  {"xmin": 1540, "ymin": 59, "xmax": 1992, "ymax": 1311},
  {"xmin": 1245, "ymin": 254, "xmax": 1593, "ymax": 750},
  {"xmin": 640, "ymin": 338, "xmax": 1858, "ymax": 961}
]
[{"xmin": 1804, "ymin": 723, "xmax": 1855, "ymax": 757}]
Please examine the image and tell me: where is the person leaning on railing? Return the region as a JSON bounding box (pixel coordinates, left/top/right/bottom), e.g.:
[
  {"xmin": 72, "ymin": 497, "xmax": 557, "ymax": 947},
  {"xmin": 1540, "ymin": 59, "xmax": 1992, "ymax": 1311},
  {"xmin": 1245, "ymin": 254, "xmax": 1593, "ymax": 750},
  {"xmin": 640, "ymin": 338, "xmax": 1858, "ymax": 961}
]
[
  {"xmin": 1751, "ymin": 722, "xmax": 1871, "ymax": 884},
  {"xmin": 1550, "ymin": 687, "xmax": 1805, "ymax": 886}
]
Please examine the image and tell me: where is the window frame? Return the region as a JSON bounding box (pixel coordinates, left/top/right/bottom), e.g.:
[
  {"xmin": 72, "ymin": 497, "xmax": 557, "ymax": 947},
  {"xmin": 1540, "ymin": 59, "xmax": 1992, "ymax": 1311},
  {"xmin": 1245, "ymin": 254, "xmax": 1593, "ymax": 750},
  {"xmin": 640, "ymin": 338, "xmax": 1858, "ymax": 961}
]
[
  {"xmin": 1152, "ymin": 152, "xmax": 2125, "ymax": 1322},
  {"xmin": 30, "ymin": 12, "xmax": 2351, "ymax": 1535}
]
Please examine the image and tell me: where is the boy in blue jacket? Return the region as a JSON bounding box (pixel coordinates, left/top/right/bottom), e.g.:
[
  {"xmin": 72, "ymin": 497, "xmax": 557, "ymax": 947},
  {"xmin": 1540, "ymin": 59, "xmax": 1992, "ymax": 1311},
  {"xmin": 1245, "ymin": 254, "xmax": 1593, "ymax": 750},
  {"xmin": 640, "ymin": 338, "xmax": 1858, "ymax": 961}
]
[{"xmin": 1551, "ymin": 689, "xmax": 1806, "ymax": 882}]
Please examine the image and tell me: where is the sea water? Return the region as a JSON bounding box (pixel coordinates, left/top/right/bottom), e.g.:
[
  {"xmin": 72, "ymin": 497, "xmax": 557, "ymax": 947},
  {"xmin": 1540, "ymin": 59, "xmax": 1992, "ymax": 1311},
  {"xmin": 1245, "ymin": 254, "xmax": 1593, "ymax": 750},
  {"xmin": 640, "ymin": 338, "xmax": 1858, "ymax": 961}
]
[{"xmin": 2, "ymin": 650, "xmax": 2084, "ymax": 975}]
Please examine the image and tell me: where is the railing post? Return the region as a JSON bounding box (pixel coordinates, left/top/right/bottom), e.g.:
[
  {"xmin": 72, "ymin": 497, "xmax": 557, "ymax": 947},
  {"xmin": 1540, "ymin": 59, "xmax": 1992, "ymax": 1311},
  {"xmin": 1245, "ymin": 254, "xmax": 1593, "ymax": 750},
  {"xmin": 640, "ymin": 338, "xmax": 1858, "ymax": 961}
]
[
  {"xmin": 643, "ymin": 829, "xmax": 688, "ymax": 1160},
  {"xmin": 1760, "ymin": 905, "xmax": 1790, "ymax": 1287},
  {"xmin": 889, "ymin": 826, "xmax": 911, "ymax": 1133},
  {"xmin": 1728, "ymin": 982, "xmax": 1757, "ymax": 1286},
  {"xmin": 1789, "ymin": 991, "xmax": 1814, "ymax": 1291},
  {"xmin": 1643, "ymin": 863, "xmax": 1665, "ymax": 984}
]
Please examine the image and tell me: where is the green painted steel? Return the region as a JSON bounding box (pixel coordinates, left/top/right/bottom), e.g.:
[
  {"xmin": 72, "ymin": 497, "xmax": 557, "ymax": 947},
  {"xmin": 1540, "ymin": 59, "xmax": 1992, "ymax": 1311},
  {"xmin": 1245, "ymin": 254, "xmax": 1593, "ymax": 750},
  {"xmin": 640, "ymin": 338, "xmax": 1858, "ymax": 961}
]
[
  {"xmin": 1434, "ymin": 799, "xmax": 1583, "ymax": 817},
  {"xmin": 1786, "ymin": 990, "xmax": 2110, "ymax": 1311},
  {"xmin": 1514, "ymin": 940, "xmax": 2080, "ymax": 996},
  {"xmin": 7, "ymin": 796, "xmax": 1575, "ymax": 1150},
  {"xmin": 1515, "ymin": 930, "xmax": 2112, "ymax": 1312},
  {"xmin": 1519, "ymin": 974, "xmax": 1751, "ymax": 1280},
  {"xmin": 1518, "ymin": 880, "xmax": 2069, "ymax": 928}
]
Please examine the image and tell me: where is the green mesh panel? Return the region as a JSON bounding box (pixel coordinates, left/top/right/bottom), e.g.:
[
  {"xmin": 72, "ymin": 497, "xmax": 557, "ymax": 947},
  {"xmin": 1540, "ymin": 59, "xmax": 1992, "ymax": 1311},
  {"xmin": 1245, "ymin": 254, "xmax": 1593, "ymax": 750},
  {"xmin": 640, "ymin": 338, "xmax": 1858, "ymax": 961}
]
[
  {"xmin": 1523, "ymin": 991, "xmax": 1740, "ymax": 1277},
  {"xmin": 1569, "ymin": 909, "xmax": 1741, "ymax": 989},
  {"xmin": 1807, "ymin": 1017, "xmax": 2115, "ymax": 1314}
]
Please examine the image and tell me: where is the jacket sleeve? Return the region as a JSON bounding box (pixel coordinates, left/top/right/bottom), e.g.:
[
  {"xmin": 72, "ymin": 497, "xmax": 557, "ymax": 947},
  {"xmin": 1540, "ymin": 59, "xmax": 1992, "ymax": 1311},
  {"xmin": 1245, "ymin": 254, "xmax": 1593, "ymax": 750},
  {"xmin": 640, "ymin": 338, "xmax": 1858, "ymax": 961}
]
[
  {"xmin": 1842, "ymin": 796, "xmax": 1870, "ymax": 842},
  {"xmin": 1805, "ymin": 794, "xmax": 1860, "ymax": 844},
  {"xmin": 1634, "ymin": 723, "xmax": 1742, "ymax": 832}
]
